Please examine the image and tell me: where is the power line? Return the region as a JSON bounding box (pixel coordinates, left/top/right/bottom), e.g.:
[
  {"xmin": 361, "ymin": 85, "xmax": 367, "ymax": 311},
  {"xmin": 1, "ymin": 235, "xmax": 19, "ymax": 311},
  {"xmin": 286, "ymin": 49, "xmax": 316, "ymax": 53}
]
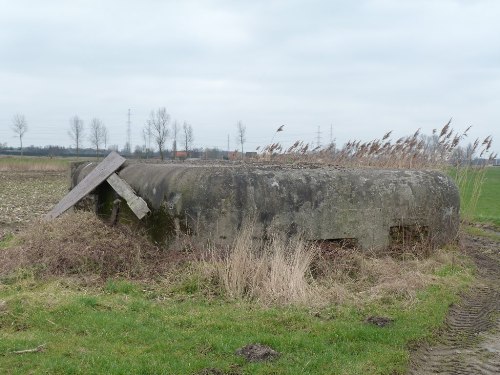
[{"xmin": 316, "ymin": 126, "xmax": 321, "ymax": 148}]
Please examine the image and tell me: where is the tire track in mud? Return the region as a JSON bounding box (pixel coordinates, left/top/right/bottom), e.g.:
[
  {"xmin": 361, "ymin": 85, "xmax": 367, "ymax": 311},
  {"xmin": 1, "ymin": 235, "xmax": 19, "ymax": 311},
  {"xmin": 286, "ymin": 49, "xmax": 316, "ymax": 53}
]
[{"xmin": 409, "ymin": 234, "xmax": 500, "ymax": 375}]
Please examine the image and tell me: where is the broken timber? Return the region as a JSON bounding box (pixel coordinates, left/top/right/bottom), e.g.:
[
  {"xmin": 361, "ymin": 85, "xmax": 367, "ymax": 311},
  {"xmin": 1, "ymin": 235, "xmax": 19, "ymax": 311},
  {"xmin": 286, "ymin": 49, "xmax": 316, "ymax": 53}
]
[
  {"xmin": 46, "ymin": 152, "xmax": 150, "ymax": 220},
  {"xmin": 106, "ymin": 173, "xmax": 150, "ymax": 219}
]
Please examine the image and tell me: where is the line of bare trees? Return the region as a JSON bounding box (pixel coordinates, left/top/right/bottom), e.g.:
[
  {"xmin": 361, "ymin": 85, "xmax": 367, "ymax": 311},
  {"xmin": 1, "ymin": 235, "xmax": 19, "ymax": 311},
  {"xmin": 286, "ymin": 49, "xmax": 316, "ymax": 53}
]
[
  {"xmin": 144, "ymin": 107, "xmax": 194, "ymax": 160},
  {"xmin": 8, "ymin": 113, "xmax": 110, "ymax": 158},
  {"xmin": 8, "ymin": 109, "xmax": 241, "ymax": 161},
  {"xmin": 68, "ymin": 115, "xmax": 109, "ymax": 158},
  {"xmin": 71, "ymin": 110, "xmax": 240, "ymax": 160}
]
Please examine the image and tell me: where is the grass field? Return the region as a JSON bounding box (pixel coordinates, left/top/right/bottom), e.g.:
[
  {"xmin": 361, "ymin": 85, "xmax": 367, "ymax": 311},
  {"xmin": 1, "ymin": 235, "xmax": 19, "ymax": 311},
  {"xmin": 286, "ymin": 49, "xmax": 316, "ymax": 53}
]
[
  {"xmin": 0, "ymin": 156, "xmax": 72, "ymax": 172},
  {"xmin": 453, "ymin": 166, "xmax": 500, "ymax": 227}
]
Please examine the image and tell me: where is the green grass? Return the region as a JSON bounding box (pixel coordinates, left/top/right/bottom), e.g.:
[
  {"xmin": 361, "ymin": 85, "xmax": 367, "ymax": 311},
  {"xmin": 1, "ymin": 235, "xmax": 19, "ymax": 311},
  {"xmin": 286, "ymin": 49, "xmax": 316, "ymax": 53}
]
[
  {"xmin": 451, "ymin": 166, "xmax": 500, "ymax": 227},
  {"xmin": 0, "ymin": 233, "xmax": 16, "ymax": 249},
  {"xmin": 0, "ymin": 265, "xmax": 472, "ymax": 375},
  {"xmin": 473, "ymin": 167, "xmax": 500, "ymax": 226}
]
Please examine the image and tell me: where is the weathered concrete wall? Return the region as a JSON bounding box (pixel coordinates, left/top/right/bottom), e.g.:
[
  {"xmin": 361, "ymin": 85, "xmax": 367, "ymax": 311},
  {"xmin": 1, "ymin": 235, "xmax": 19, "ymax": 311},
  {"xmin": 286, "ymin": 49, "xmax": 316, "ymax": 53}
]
[{"xmin": 72, "ymin": 162, "xmax": 460, "ymax": 249}]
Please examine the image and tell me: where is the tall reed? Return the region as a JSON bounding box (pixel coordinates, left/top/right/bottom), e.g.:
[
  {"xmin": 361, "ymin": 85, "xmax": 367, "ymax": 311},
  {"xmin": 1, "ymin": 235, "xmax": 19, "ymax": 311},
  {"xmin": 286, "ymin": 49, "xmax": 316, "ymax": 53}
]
[{"xmin": 258, "ymin": 121, "xmax": 496, "ymax": 223}]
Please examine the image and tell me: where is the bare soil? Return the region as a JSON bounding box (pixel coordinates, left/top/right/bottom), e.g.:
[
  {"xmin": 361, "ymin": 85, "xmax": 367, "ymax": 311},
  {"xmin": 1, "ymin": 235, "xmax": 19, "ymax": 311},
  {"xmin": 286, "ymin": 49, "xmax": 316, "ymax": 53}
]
[
  {"xmin": 0, "ymin": 171, "xmax": 67, "ymax": 230},
  {"xmin": 365, "ymin": 316, "xmax": 394, "ymax": 327},
  {"xmin": 409, "ymin": 233, "xmax": 500, "ymax": 374},
  {"xmin": 235, "ymin": 343, "xmax": 280, "ymax": 362}
]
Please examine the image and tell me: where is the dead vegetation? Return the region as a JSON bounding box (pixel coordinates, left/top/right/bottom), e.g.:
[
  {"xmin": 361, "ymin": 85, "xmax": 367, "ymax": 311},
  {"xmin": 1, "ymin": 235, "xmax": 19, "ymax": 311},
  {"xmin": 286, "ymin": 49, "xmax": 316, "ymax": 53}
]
[
  {"xmin": 258, "ymin": 121, "xmax": 495, "ymax": 230},
  {"xmin": 199, "ymin": 227, "xmax": 468, "ymax": 307},
  {"xmin": 203, "ymin": 226, "xmax": 319, "ymax": 305},
  {"xmin": 0, "ymin": 211, "xmax": 164, "ymax": 280},
  {"xmin": 313, "ymin": 246, "xmax": 462, "ymax": 306},
  {"xmin": 0, "ymin": 212, "xmax": 469, "ymax": 307},
  {"xmin": 258, "ymin": 121, "xmax": 496, "ymax": 170}
]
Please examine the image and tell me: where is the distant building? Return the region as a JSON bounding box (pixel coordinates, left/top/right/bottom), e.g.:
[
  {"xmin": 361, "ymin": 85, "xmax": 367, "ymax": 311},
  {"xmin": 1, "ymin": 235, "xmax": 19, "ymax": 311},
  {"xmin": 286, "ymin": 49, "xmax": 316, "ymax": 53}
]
[{"xmin": 174, "ymin": 151, "xmax": 188, "ymax": 159}]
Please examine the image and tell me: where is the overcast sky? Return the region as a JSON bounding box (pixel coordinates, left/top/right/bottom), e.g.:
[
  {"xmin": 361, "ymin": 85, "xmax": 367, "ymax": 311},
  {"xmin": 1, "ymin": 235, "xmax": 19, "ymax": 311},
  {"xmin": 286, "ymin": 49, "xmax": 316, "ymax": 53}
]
[{"xmin": 0, "ymin": 0, "xmax": 499, "ymax": 154}]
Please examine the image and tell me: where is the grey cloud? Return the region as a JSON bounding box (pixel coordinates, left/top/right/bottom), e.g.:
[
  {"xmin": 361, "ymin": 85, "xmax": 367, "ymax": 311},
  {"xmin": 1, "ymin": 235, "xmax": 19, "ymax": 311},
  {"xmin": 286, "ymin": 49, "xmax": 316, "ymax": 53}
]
[{"xmin": 0, "ymin": 0, "xmax": 499, "ymax": 153}]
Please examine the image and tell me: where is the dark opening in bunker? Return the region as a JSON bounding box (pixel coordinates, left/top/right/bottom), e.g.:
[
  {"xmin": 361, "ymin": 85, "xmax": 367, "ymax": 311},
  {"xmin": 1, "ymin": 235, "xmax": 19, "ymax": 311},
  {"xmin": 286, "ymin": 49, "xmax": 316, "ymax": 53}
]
[
  {"xmin": 389, "ymin": 225, "xmax": 429, "ymax": 245},
  {"xmin": 314, "ymin": 238, "xmax": 359, "ymax": 254}
]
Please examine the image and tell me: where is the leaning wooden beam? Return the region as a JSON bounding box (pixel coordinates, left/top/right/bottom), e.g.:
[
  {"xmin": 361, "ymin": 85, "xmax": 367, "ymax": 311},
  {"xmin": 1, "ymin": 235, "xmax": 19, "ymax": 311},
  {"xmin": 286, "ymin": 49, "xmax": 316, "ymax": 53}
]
[
  {"xmin": 106, "ymin": 173, "xmax": 150, "ymax": 219},
  {"xmin": 45, "ymin": 151, "xmax": 126, "ymax": 220}
]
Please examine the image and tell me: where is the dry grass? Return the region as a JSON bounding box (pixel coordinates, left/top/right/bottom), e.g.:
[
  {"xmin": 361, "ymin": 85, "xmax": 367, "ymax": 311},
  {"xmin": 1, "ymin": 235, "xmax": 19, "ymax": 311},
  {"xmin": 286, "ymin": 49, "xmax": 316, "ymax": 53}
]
[
  {"xmin": 258, "ymin": 121, "xmax": 496, "ymax": 170},
  {"xmin": 200, "ymin": 226, "xmax": 467, "ymax": 307},
  {"xmin": 203, "ymin": 226, "xmax": 318, "ymax": 305},
  {"xmin": 0, "ymin": 211, "xmax": 164, "ymax": 280},
  {"xmin": 0, "ymin": 213, "xmax": 469, "ymax": 307},
  {"xmin": 0, "ymin": 156, "xmax": 69, "ymax": 172},
  {"xmin": 312, "ymin": 246, "xmax": 463, "ymax": 306}
]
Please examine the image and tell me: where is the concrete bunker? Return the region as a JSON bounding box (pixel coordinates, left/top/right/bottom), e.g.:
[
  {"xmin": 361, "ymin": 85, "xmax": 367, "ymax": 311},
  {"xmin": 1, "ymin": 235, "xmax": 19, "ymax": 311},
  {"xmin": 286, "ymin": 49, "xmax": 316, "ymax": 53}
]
[{"xmin": 69, "ymin": 159, "xmax": 460, "ymax": 250}]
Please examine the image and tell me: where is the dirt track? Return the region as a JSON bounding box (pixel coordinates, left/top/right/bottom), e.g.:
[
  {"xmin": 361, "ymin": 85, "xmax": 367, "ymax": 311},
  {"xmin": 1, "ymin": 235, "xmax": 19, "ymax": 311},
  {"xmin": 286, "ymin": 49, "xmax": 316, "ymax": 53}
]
[{"xmin": 409, "ymin": 233, "xmax": 500, "ymax": 374}]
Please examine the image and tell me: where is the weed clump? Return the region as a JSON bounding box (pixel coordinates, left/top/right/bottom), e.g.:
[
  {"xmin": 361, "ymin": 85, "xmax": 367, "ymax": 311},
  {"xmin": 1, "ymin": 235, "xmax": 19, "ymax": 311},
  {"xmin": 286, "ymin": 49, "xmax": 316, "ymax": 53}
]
[
  {"xmin": 0, "ymin": 211, "xmax": 162, "ymax": 280},
  {"xmin": 204, "ymin": 226, "xmax": 318, "ymax": 306}
]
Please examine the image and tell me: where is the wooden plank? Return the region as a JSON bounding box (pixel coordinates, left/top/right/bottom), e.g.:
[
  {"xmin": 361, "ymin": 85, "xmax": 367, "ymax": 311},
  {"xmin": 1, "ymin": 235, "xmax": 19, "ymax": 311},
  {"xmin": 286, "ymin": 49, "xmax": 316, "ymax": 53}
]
[
  {"xmin": 106, "ymin": 173, "xmax": 150, "ymax": 219},
  {"xmin": 45, "ymin": 152, "xmax": 126, "ymax": 220}
]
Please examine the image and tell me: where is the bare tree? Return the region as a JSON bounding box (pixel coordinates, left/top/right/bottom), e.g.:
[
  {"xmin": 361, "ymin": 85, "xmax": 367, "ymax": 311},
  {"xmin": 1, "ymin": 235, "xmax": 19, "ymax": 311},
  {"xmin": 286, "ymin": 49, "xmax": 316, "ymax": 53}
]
[
  {"xmin": 88, "ymin": 118, "xmax": 105, "ymax": 158},
  {"xmin": 182, "ymin": 122, "xmax": 194, "ymax": 156},
  {"xmin": 172, "ymin": 120, "xmax": 179, "ymax": 159},
  {"xmin": 148, "ymin": 107, "xmax": 170, "ymax": 160},
  {"xmin": 12, "ymin": 114, "xmax": 28, "ymax": 156},
  {"xmin": 236, "ymin": 120, "xmax": 246, "ymax": 158},
  {"xmin": 68, "ymin": 115, "xmax": 84, "ymax": 157}
]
